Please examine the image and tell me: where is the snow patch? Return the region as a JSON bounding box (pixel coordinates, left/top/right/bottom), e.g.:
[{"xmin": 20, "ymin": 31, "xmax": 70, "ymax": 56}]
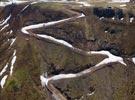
[
  {"xmin": 21, "ymin": 23, "xmax": 45, "ymax": 34},
  {"xmin": 20, "ymin": 4, "xmax": 30, "ymax": 13},
  {"xmin": 77, "ymin": 1, "xmax": 91, "ymax": 7},
  {"xmin": 0, "ymin": 0, "xmax": 28, "ymax": 7},
  {"xmin": 37, "ymin": 34, "xmax": 73, "ymax": 48},
  {"xmin": 0, "ymin": 20, "xmax": 4, "ymax": 24},
  {"xmin": 120, "ymin": 4, "xmax": 127, "ymax": 7},
  {"xmin": 31, "ymin": 1, "xmax": 38, "ymax": 5},
  {"xmin": 100, "ymin": 17, "xmax": 104, "ymax": 20},
  {"xmin": 0, "ymin": 24, "xmax": 9, "ymax": 32},
  {"xmin": 10, "ymin": 50, "xmax": 17, "ymax": 76},
  {"xmin": 132, "ymin": 58, "xmax": 135, "ymax": 64},
  {"xmin": 105, "ymin": 31, "xmax": 108, "ymax": 33},
  {"xmin": 10, "ymin": 38, "xmax": 16, "ymax": 47},
  {"xmin": 87, "ymin": 91, "xmax": 95, "ymax": 96},
  {"xmin": 0, "ymin": 2, "xmax": 10, "ymax": 7},
  {"xmin": 0, "ymin": 75, "xmax": 8, "ymax": 88},
  {"xmin": 112, "ymin": 17, "xmax": 115, "ymax": 20},
  {"xmin": 40, "ymin": 75, "xmax": 49, "ymax": 86},
  {"xmin": 90, "ymin": 51, "xmax": 127, "ymax": 66},
  {"xmin": 9, "ymin": 30, "xmax": 13, "ymax": 34},
  {"xmin": 11, "ymin": 0, "xmax": 28, "ymax": 4},
  {"xmin": 120, "ymin": 18, "xmax": 124, "ymax": 21},
  {"xmin": 50, "ymin": 73, "xmax": 77, "ymax": 81},
  {"xmin": 77, "ymin": 13, "xmax": 85, "ymax": 18},
  {"xmin": 0, "ymin": 63, "xmax": 8, "ymax": 76},
  {"xmin": 40, "ymin": 73, "xmax": 77, "ymax": 86},
  {"xmin": 130, "ymin": 17, "xmax": 134, "ymax": 23},
  {"xmin": 112, "ymin": 0, "xmax": 130, "ymax": 3},
  {"xmin": 0, "ymin": 14, "xmax": 11, "ymax": 26}
]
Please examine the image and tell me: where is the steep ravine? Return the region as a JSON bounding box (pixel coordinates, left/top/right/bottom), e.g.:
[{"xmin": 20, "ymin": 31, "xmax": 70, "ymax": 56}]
[{"xmin": 0, "ymin": 1, "xmax": 135, "ymax": 100}]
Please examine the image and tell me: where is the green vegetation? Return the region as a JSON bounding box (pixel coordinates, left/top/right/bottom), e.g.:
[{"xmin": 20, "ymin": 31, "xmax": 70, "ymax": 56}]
[{"xmin": 33, "ymin": 2, "xmax": 64, "ymax": 10}]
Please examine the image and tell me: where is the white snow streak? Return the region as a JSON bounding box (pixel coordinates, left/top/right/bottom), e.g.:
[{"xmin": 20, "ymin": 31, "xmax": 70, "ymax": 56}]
[
  {"xmin": 40, "ymin": 73, "xmax": 77, "ymax": 86},
  {"xmin": 9, "ymin": 30, "xmax": 13, "ymax": 34},
  {"xmin": 21, "ymin": 23, "xmax": 44, "ymax": 34},
  {"xmin": 112, "ymin": 17, "xmax": 115, "ymax": 20},
  {"xmin": 120, "ymin": 4, "xmax": 127, "ymax": 7},
  {"xmin": 105, "ymin": 31, "xmax": 108, "ymax": 33},
  {"xmin": 87, "ymin": 91, "xmax": 95, "ymax": 96},
  {"xmin": 40, "ymin": 50, "xmax": 127, "ymax": 86},
  {"xmin": 0, "ymin": 1, "xmax": 28, "ymax": 7},
  {"xmin": 20, "ymin": 4, "xmax": 30, "ymax": 12},
  {"xmin": 11, "ymin": 0, "xmax": 28, "ymax": 4},
  {"xmin": 0, "ymin": 43, "xmax": 17, "ymax": 89},
  {"xmin": 0, "ymin": 14, "xmax": 11, "ymax": 26},
  {"xmin": 132, "ymin": 58, "xmax": 135, "ymax": 64},
  {"xmin": 100, "ymin": 17, "xmax": 104, "ymax": 20},
  {"xmin": 0, "ymin": 63, "xmax": 8, "ymax": 76},
  {"xmin": 77, "ymin": 1, "xmax": 91, "ymax": 7},
  {"xmin": 10, "ymin": 38, "xmax": 16, "ymax": 47},
  {"xmin": 0, "ymin": 20, "xmax": 4, "ymax": 24},
  {"xmin": 120, "ymin": 18, "xmax": 124, "ymax": 21},
  {"xmin": 10, "ymin": 50, "xmax": 17, "ymax": 76},
  {"xmin": 0, "ymin": 75, "xmax": 8, "ymax": 88},
  {"xmin": 37, "ymin": 34, "xmax": 73, "ymax": 48},
  {"xmin": 0, "ymin": 24, "xmax": 9, "ymax": 32},
  {"xmin": 38, "ymin": 0, "xmax": 91, "ymax": 7},
  {"xmin": 112, "ymin": 0, "xmax": 130, "ymax": 3},
  {"xmin": 31, "ymin": 2, "xmax": 38, "ymax": 5},
  {"xmin": 21, "ymin": 13, "xmax": 85, "ymax": 34},
  {"xmin": 40, "ymin": 75, "xmax": 49, "ymax": 86},
  {"xmin": 130, "ymin": 17, "xmax": 134, "ymax": 23},
  {"xmin": 77, "ymin": 13, "xmax": 85, "ymax": 18},
  {"xmin": 90, "ymin": 51, "xmax": 127, "ymax": 66},
  {"xmin": 20, "ymin": 0, "xmax": 38, "ymax": 13},
  {"xmin": 0, "ymin": 2, "xmax": 9, "ymax": 7}
]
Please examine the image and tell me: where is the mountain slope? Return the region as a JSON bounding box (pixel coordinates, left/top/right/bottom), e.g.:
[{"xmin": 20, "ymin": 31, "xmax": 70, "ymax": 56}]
[{"xmin": 0, "ymin": 1, "xmax": 135, "ymax": 100}]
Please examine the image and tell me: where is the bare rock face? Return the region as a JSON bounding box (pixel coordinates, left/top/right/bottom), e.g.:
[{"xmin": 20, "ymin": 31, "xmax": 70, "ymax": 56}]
[{"xmin": 0, "ymin": 2, "xmax": 135, "ymax": 100}]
